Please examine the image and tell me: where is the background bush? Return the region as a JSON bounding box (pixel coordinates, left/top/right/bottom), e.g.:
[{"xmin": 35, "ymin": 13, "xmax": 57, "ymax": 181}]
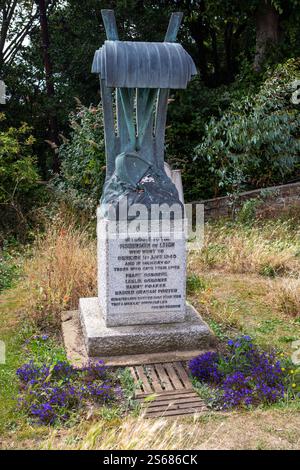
[
  {"xmin": 195, "ymin": 59, "xmax": 300, "ymax": 196},
  {"xmin": 0, "ymin": 113, "xmax": 45, "ymax": 243},
  {"xmin": 52, "ymin": 103, "xmax": 105, "ymax": 214},
  {"xmin": 53, "ymin": 59, "xmax": 300, "ymax": 207}
]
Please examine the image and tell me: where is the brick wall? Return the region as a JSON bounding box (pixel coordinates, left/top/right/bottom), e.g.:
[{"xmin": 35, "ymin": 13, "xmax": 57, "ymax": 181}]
[{"xmin": 192, "ymin": 182, "xmax": 300, "ymax": 220}]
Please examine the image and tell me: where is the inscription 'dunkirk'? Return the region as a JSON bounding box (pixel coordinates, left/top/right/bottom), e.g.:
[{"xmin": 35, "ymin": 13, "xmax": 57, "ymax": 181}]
[{"xmin": 108, "ymin": 236, "xmax": 185, "ymax": 315}]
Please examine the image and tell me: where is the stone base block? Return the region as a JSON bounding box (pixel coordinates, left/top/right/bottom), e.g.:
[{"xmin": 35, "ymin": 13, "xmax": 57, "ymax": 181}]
[{"xmin": 79, "ymin": 297, "xmax": 214, "ymax": 357}]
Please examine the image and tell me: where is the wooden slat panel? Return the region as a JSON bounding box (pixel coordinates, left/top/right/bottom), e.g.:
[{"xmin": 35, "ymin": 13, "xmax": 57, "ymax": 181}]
[
  {"xmin": 135, "ymin": 366, "xmax": 153, "ymax": 394},
  {"xmin": 131, "ymin": 361, "xmax": 207, "ymax": 418},
  {"xmin": 136, "ymin": 388, "xmax": 196, "ymax": 399},
  {"xmin": 145, "ymin": 402, "xmax": 206, "ymax": 414},
  {"xmin": 146, "ymin": 366, "xmax": 164, "ymax": 393},
  {"xmin": 154, "ymin": 364, "xmax": 174, "ymax": 391},
  {"xmin": 129, "ymin": 366, "xmax": 143, "ymax": 392},
  {"xmin": 164, "ymin": 363, "xmax": 185, "ymax": 389},
  {"xmin": 136, "ymin": 391, "xmax": 197, "ymax": 402},
  {"xmin": 173, "ymin": 362, "xmax": 191, "ymax": 387},
  {"xmin": 141, "ymin": 396, "xmax": 202, "ymax": 407}
]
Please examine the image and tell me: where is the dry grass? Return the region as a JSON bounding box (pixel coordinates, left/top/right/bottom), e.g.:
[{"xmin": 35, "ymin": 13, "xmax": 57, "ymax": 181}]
[
  {"xmin": 274, "ymin": 277, "xmax": 300, "ymax": 317},
  {"xmin": 50, "ymin": 410, "xmax": 300, "ymax": 450},
  {"xmin": 191, "ymin": 219, "xmax": 300, "ymax": 276},
  {"xmin": 21, "ymin": 213, "xmax": 96, "ymax": 327},
  {"xmin": 2, "ymin": 409, "xmax": 299, "ymax": 450},
  {"xmin": 15, "ymin": 214, "xmax": 299, "ymax": 328},
  {"xmin": 186, "ymin": 270, "xmax": 300, "ymax": 352}
]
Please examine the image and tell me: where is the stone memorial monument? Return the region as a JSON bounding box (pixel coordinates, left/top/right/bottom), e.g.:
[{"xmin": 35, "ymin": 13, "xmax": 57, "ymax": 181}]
[{"xmin": 79, "ymin": 10, "xmax": 213, "ymax": 359}]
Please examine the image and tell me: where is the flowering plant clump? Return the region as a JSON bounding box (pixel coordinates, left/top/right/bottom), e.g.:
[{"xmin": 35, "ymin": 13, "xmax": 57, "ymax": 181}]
[
  {"xmin": 189, "ymin": 352, "xmax": 223, "ymax": 384},
  {"xmin": 17, "ymin": 360, "xmax": 120, "ymax": 425},
  {"xmin": 189, "ymin": 336, "xmax": 296, "ymax": 409}
]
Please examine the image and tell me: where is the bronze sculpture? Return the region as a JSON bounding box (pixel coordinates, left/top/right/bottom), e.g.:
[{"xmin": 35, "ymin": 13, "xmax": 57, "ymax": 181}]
[{"xmin": 92, "ymin": 10, "xmax": 197, "ymax": 218}]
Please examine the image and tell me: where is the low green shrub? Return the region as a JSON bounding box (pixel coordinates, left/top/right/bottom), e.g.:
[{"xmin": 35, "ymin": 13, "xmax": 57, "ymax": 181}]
[
  {"xmin": 195, "ymin": 59, "xmax": 300, "ymax": 196},
  {"xmin": 0, "ymin": 113, "xmax": 42, "ymax": 241},
  {"xmin": 53, "ymin": 103, "xmax": 105, "ymax": 214},
  {"xmin": 189, "ymin": 335, "xmax": 300, "ymax": 410}
]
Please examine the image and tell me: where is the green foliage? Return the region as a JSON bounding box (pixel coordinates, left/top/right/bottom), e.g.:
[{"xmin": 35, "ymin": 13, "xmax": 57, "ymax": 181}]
[
  {"xmin": 0, "ymin": 250, "xmax": 21, "ymax": 292},
  {"xmin": 53, "ymin": 103, "xmax": 105, "ymax": 213},
  {"xmin": 16, "ymin": 357, "xmax": 117, "ymax": 425},
  {"xmin": 236, "ymin": 198, "xmax": 263, "ymax": 225},
  {"xmin": 195, "ymin": 59, "xmax": 300, "ymax": 195},
  {"xmin": 25, "ymin": 335, "xmax": 67, "ymax": 366},
  {"xmin": 259, "ymin": 264, "xmax": 278, "ymax": 278},
  {"xmin": 2, "ymin": 1, "xmax": 300, "ymax": 214},
  {"xmin": 117, "ymin": 367, "xmax": 141, "ymax": 413},
  {"xmin": 0, "ymin": 322, "xmax": 37, "ymax": 433},
  {"xmin": 2, "ymin": 0, "xmax": 300, "ymax": 195},
  {"xmin": 0, "ymin": 113, "xmax": 39, "ymax": 204},
  {"xmin": 279, "ymin": 355, "xmax": 300, "ymax": 399},
  {"xmin": 192, "ymin": 379, "xmax": 220, "ymax": 408},
  {"xmin": 166, "ymin": 75, "xmax": 259, "ymax": 200},
  {"xmin": 207, "ymin": 319, "xmax": 228, "ymax": 341},
  {"xmin": 0, "ymin": 113, "xmax": 44, "ymax": 241},
  {"xmin": 186, "ymin": 274, "xmax": 207, "ymax": 294}
]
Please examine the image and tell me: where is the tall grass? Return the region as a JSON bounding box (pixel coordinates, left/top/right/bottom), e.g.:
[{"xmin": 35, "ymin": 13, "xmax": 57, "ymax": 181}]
[
  {"xmin": 190, "ymin": 219, "xmax": 300, "ymax": 276},
  {"xmin": 45, "ymin": 414, "xmax": 216, "ymax": 450},
  {"xmin": 274, "ymin": 278, "xmax": 300, "ymax": 317},
  {"xmin": 22, "ymin": 213, "xmax": 96, "ymax": 327},
  {"xmin": 12, "ymin": 213, "xmax": 300, "ymax": 329},
  {"xmin": 42, "ymin": 408, "xmax": 300, "ymax": 450}
]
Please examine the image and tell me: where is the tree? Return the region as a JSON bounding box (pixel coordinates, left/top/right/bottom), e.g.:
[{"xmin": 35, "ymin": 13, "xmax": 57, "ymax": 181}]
[
  {"xmin": 253, "ymin": 0, "xmax": 280, "ymax": 71},
  {"xmin": 166, "ymin": 0, "xmax": 256, "ymax": 86},
  {"xmin": 0, "ymin": 1, "xmax": 39, "ymax": 74},
  {"xmin": 2, "ymin": 0, "xmax": 300, "ymax": 195},
  {"xmin": 37, "ymin": 0, "xmax": 60, "ymax": 172}
]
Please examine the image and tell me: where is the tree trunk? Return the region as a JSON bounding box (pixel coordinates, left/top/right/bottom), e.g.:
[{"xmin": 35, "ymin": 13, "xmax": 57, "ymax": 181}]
[
  {"xmin": 224, "ymin": 22, "xmax": 234, "ymax": 83},
  {"xmin": 253, "ymin": 0, "xmax": 280, "ymax": 72},
  {"xmin": 189, "ymin": 3, "xmax": 209, "ymax": 85},
  {"xmin": 37, "ymin": 0, "xmax": 60, "ymax": 172},
  {"xmin": 210, "ymin": 28, "xmax": 220, "ymax": 86},
  {"xmin": 190, "ymin": 19, "xmax": 208, "ymax": 84}
]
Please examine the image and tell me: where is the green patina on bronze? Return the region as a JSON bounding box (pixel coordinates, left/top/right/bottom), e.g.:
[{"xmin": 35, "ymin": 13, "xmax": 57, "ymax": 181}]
[{"xmin": 92, "ymin": 10, "xmax": 196, "ymax": 219}]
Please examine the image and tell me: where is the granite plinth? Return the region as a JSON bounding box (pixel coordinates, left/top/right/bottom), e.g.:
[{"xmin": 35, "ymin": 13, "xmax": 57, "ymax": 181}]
[{"xmin": 79, "ymin": 297, "xmax": 214, "ymax": 357}]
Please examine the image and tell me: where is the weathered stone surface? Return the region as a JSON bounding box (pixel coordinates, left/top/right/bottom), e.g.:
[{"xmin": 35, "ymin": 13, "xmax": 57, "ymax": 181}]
[
  {"xmin": 98, "ymin": 214, "xmax": 187, "ymax": 327},
  {"xmin": 61, "ymin": 311, "xmax": 73, "ymax": 322},
  {"xmin": 79, "ymin": 297, "xmax": 214, "ymax": 357},
  {"xmin": 62, "ymin": 309, "xmax": 214, "ymax": 366}
]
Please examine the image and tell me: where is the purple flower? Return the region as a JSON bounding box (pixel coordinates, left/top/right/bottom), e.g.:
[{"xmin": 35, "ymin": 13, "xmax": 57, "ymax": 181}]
[
  {"xmin": 30, "ymin": 403, "xmax": 56, "ymax": 424},
  {"xmin": 189, "ymin": 335, "xmax": 287, "ymax": 409},
  {"xmin": 189, "ymin": 352, "xmax": 223, "ymax": 384},
  {"xmin": 52, "ymin": 361, "xmax": 75, "ymax": 379},
  {"xmin": 242, "ymin": 336, "xmax": 251, "ymax": 342},
  {"xmin": 16, "ymin": 361, "xmax": 49, "ymax": 383},
  {"xmin": 16, "ymin": 358, "xmax": 118, "ymax": 425}
]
